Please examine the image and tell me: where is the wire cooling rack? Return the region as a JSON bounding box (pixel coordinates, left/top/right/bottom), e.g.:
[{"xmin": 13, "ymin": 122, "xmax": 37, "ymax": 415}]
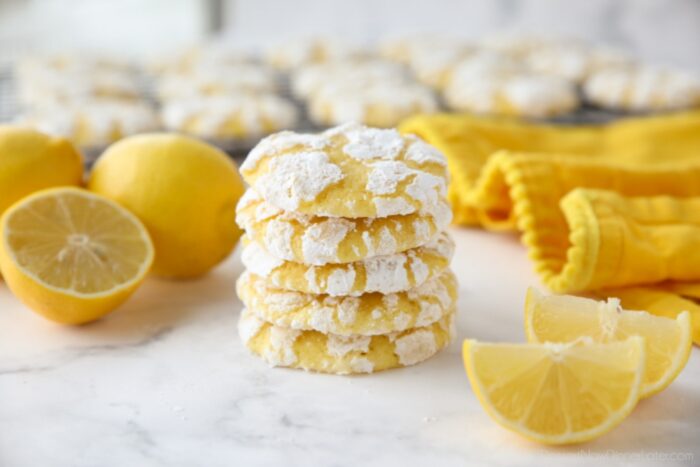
[{"xmin": 0, "ymin": 64, "xmax": 638, "ymax": 166}]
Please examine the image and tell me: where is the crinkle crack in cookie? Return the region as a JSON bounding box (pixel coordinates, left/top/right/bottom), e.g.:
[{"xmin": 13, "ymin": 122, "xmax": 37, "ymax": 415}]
[
  {"xmin": 237, "ymin": 269, "xmax": 456, "ymax": 335},
  {"xmin": 236, "ymin": 189, "xmax": 452, "ymax": 265},
  {"xmin": 239, "ymin": 123, "xmax": 449, "ymax": 218},
  {"xmin": 241, "ymin": 232, "xmax": 454, "ymax": 296},
  {"xmin": 238, "ymin": 307, "xmax": 455, "ymax": 374}
]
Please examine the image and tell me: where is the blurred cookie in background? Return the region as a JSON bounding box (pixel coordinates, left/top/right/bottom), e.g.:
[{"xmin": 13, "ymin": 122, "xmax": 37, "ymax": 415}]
[
  {"xmin": 308, "ymin": 81, "xmax": 438, "ymax": 128},
  {"xmin": 266, "ymin": 37, "xmax": 367, "ymax": 70},
  {"xmin": 406, "ymin": 42, "xmax": 476, "ymax": 89},
  {"xmin": 148, "ymin": 42, "xmax": 255, "ymax": 76},
  {"xmin": 160, "ymin": 93, "xmax": 299, "ymax": 141},
  {"xmin": 291, "ymin": 59, "xmax": 409, "ymax": 100},
  {"xmin": 155, "ymin": 63, "xmax": 278, "ymax": 101},
  {"xmin": 444, "ymin": 52, "xmax": 579, "ymax": 118},
  {"xmin": 583, "ymin": 66, "xmax": 700, "ymax": 112},
  {"xmin": 525, "ymin": 42, "xmax": 635, "ymax": 84},
  {"xmin": 15, "ymin": 59, "xmax": 141, "ymax": 109},
  {"xmin": 16, "ymin": 99, "xmax": 160, "ymax": 147}
]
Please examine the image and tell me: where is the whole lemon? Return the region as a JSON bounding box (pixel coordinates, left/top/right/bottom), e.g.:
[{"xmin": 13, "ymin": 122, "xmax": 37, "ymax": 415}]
[
  {"xmin": 88, "ymin": 133, "xmax": 244, "ymax": 278},
  {"xmin": 0, "ymin": 125, "xmax": 83, "ymax": 216}
]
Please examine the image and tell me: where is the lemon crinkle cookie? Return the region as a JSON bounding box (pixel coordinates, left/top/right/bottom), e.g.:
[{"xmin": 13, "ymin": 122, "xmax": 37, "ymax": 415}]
[
  {"xmin": 238, "ymin": 307, "xmax": 455, "ymax": 374},
  {"xmin": 236, "ymin": 121, "xmax": 457, "ymax": 375},
  {"xmin": 236, "ymin": 188, "xmax": 451, "ymax": 265},
  {"xmin": 241, "ymin": 232, "xmax": 454, "ymax": 295},
  {"xmin": 308, "ymin": 82, "xmax": 438, "ymax": 128},
  {"xmin": 583, "ymin": 66, "xmax": 700, "ymax": 112},
  {"xmin": 444, "ymin": 52, "xmax": 579, "ymax": 117},
  {"xmin": 240, "ymin": 123, "xmax": 449, "ymax": 218},
  {"xmin": 155, "ymin": 64, "xmax": 276, "ymax": 100},
  {"xmin": 266, "ymin": 37, "xmax": 366, "ymax": 70},
  {"xmin": 407, "ymin": 42, "xmax": 474, "ymax": 89},
  {"xmin": 291, "ymin": 59, "xmax": 408, "ymax": 100},
  {"xmin": 17, "ymin": 100, "xmax": 159, "ymax": 147},
  {"xmin": 238, "ymin": 269, "xmax": 456, "ymax": 336},
  {"xmin": 160, "ymin": 94, "xmax": 298, "ymax": 140}
]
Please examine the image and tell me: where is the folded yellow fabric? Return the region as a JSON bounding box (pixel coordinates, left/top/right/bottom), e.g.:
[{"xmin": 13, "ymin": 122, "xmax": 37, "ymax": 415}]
[
  {"xmin": 471, "ymin": 152, "xmax": 700, "ymax": 230},
  {"xmin": 400, "ymin": 111, "xmax": 700, "ymax": 225},
  {"xmin": 400, "ymin": 111, "xmax": 700, "ymax": 344},
  {"xmin": 554, "ymin": 188, "xmax": 700, "ymax": 292}
]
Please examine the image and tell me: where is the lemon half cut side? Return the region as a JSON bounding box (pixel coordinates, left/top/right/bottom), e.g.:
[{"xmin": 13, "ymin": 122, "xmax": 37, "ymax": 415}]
[{"xmin": 0, "ymin": 187, "xmax": 154, "ymax": 324}]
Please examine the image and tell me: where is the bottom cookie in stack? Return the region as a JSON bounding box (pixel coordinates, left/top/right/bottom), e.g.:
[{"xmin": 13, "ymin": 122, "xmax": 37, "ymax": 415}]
[
  {"xmin": 238, "ymin": 308, "xmax": 455, "ymax": 375},
  {"xmin": 236, "ymin": 247, "xmax": 457, "ymax": 375}
]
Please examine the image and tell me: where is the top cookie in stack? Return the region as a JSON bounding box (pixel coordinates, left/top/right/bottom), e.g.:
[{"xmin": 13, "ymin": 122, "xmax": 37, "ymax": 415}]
[{"xmin": 236, "ymin": 122, "xmax": 457, "ymax": 375}]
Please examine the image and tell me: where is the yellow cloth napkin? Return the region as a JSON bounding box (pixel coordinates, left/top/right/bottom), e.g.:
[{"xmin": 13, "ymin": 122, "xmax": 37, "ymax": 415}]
[
  {"xmin": 401, "ymin": 111, "xmax": 700, "ymax": 225},
  {"xmin": 399, "ymin": 112, "xmax": 700, "ymax": 343}
]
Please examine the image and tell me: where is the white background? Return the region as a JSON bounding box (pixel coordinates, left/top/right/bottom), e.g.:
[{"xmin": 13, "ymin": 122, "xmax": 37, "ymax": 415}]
[{"xmin": 0, "ymin": 0, "xmax": 699, "ymax": 70}]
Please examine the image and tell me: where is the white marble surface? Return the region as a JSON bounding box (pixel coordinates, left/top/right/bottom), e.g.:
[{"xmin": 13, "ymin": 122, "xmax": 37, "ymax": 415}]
[{"xmin": 0, "ymin": 227, "xmax": 698, "ymax": 467}]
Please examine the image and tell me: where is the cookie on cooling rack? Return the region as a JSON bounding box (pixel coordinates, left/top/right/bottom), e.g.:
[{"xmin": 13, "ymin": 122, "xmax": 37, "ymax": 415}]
[
  {"xmin": 155, "ymin": 64, "xmax": 277, "ymax": 100},
  {"xmin": 16, "ymin": 99, "xmax": 159, "ymax": 147},
  {"xmin": 16, "ymin": 68, "xmax": 141, "ymax": 108},
  {"xmin": 266, "ymin": 37, "xmax": 366, "ymax": 70},
  {"xmin": 583, "ymin": 66, "xmax": 700, "ymax": 112},
  {"xmin": 148, "ymin": 44, "xmax": 254, "ymax": 75},
  {"xmin": 443, "ymin": 52, "xmax": 579, "ymax": 118},
  {"xmin": 308, "ymin": 81, "xmax": 438, "ymax": 128},
  {"xmin": 525, "ymin": 43, "xmax": 635, "ymax": 84},
  {"xmin": 407, "ymin": 42, "xmax": 475, "ymax": 89},
  {"xmin": 160, "ymin": 93, "xmax": 299, "ymax": 141},
  {"xmin": 379, "ymin": 35, "xmax": 465, "ymax": 65},
  {"xmin": 291, "ymin": 59, "xmax": 408, "ymax": 100}
]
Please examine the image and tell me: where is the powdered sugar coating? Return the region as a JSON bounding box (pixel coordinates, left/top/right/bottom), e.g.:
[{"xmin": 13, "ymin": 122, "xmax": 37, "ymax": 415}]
[
  {"xmin": 301, "ymin": 218, "xmax": 354, "ymax": 265},
  {"xmin": 394, "ymin": 330, "xmax": 437, "ymax": 365},
  {"xmin": 240, "ymin": 241, "xmax": 285, "ymax": 277},
  {"xmin": 238, "ymin": 307, "xmax": 265, "ymax": 345},
  {"xmin": 405, "ymin": 137, "xmax": 447, "ymax": 166},
  {"xmin": 263, "ymin": 219, "xmax": 295, "ymax": 259},
  {"xmin": 326, "ymin": 334, "xmax": 371, "ymax": 357},
  {"xmin": 255, "ymin": 151, "xmax": 344, "ymax": 211},
  {"xmin": 242, "ymin": 131, "xmax": 330, "ymax": 172},
  {"xmin": 237, "ymin": 269, "xmax": 457, "ymax": 336},
  {"xmin": 366, "ymin": 161, "xmax": 414, "ymax": 195},
  {"xmin": 342, "ymin": 125, "xmax": 405, "ymax": 160},
  {"xmin": 240, "ymin": 123, "xmax": 450, "ymax": 218}
]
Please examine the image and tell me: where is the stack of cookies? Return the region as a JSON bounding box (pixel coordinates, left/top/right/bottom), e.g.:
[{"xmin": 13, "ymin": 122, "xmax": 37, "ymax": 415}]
[{"xmin": 235, "ymin": 122, "xmax": 457, "ymax": 375}]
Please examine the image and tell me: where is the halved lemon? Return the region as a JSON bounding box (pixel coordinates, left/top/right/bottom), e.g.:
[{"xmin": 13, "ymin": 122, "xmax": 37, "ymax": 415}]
[
  {"xmin": 525, "ymin": 288, "xmax": 692, "ymax": 398},
  {"xmin": 0, "ymin": 187, "xmax": 154, "ymax": 324},
  {"xmin": 463, "ymin": 337, "xmax": 645, "ymax": 445}
]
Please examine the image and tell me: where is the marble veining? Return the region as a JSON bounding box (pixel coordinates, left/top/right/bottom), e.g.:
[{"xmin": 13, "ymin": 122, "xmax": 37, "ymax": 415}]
[{"xmin": 1, "ymin": 227, "xmax": 698, "ymax": 467}]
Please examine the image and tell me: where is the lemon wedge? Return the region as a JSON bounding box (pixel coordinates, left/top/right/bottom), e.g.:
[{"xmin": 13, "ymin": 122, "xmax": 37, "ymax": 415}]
[
  {"xmin": 463, "ymin": 337, "xmax": 645, "ymax": 445},
  {"xmin": 525, "ymin": 288, "xmax": 692, "ymax": 398},
  {"xmin": 0, "ymin": 187, "xmax": 154, "ymax": 324}
]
